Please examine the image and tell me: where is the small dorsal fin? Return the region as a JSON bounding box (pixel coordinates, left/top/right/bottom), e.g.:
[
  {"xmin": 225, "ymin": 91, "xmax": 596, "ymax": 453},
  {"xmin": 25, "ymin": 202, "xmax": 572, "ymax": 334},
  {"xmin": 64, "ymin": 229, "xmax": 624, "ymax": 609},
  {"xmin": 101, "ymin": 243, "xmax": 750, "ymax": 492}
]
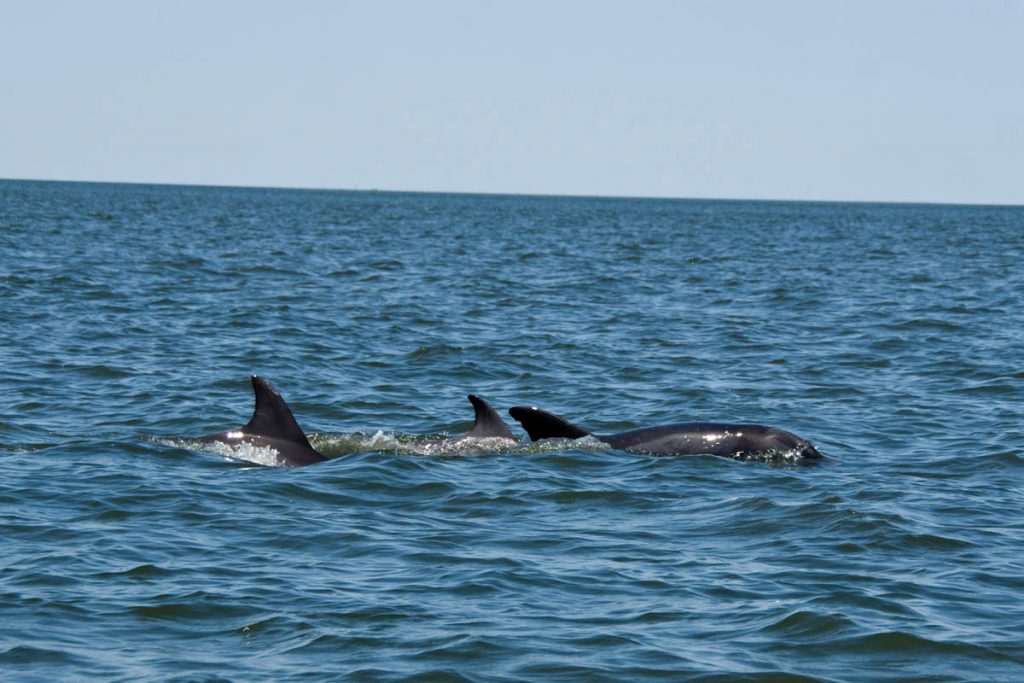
[
  {"xmin": 242, "ymin": 376, "xmax": 313, "ymax": 447},
  {"xmin": 466, "ymin": 395, "xmax": 515, "ymax": 438},
  {"xmin": 507, "ymin": 406, "xmax": 591, "ymax": 442}
]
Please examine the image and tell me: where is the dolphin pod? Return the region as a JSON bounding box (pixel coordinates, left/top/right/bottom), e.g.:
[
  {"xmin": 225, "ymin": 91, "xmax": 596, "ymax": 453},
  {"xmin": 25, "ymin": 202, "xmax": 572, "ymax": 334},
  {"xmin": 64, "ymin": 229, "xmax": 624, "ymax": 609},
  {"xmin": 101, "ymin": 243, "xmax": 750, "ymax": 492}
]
[
  {"xmin": 198, "ymin": 376, "xmax": 514, "ymax": 467},
  {"xmin": 195, "ymin": 376, "xmax": 822, "ymax": 466},
  {"xmin": 508, "ymin": 405, "xmax": 822, "ymax": 460}
]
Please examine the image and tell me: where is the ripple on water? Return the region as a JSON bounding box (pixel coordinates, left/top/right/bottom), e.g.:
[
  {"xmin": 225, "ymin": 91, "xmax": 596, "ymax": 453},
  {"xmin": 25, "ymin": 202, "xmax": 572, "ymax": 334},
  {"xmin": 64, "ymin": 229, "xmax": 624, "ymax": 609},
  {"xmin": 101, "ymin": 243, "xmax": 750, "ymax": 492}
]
[{"xmin": 2, "ymin": 184, "xmax": 1024, "ymax": 681}]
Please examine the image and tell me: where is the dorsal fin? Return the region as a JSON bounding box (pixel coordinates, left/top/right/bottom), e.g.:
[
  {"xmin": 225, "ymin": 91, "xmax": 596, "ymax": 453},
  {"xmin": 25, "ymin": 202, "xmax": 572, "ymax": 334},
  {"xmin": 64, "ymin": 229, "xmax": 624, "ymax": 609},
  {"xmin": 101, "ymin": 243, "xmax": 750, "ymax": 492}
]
[
  {"xmin": 242, "ymin": 376, "xmax": 312, "ymax": 447},
  {"xmin": 466, "ymin": 395, "xmax": 515, "ymax": 438},
  {"xmin": 507, "ymin": 406, "xmax": 591, "ymax": 442}
]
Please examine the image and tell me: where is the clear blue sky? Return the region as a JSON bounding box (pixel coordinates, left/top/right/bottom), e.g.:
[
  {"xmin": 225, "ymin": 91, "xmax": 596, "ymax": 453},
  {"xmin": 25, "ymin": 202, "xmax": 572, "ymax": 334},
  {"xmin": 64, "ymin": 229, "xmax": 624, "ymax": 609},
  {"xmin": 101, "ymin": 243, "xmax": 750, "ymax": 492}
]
[{"xmin": 2, "ymin": 1, "xmax": 1022, "ymax": 204}]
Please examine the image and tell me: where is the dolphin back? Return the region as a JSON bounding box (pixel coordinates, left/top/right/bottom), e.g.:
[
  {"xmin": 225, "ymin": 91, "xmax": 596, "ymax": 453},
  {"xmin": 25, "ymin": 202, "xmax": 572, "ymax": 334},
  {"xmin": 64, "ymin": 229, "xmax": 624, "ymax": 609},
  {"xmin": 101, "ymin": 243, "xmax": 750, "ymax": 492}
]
[
  {"xmin": 508, "ymin": 406, "xmax": 591, "ymax": 442},
  {"xmin": 243, "ymin": 375, "xmax": 314, "ymax": 448},
  {"xmin": 197, "ymin": 375, "xmax": 327, "ymax": 467},
  {"xmin": 466, "ymin": 395, "xmax": 515, "ymax": 439}
]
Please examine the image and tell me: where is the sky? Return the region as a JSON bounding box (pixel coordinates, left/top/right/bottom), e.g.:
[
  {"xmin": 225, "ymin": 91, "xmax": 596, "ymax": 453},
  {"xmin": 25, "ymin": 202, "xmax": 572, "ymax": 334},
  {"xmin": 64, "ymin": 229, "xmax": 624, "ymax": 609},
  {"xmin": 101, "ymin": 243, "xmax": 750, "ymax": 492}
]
[{"xmin": 2, "ymin": 1, "xmax": 1022, "ymax": 204}]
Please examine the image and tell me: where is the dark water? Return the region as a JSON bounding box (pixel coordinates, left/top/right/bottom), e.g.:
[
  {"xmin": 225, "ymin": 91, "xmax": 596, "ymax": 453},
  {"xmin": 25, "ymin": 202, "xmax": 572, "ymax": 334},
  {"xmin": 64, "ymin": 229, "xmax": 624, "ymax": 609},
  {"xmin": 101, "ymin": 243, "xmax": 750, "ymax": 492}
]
[{"xmin": 2, "ymin": 179, "xmax": 1022, "ymax": 681}]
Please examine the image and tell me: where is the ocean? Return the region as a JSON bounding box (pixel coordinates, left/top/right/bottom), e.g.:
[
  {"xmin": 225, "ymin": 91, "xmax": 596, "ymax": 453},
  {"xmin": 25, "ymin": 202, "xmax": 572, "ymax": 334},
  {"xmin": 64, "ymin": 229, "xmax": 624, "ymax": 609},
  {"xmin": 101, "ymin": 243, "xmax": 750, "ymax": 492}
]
[{"xmin": 1, "ymin": 179, "xmax": 1022, "ymax": 681}]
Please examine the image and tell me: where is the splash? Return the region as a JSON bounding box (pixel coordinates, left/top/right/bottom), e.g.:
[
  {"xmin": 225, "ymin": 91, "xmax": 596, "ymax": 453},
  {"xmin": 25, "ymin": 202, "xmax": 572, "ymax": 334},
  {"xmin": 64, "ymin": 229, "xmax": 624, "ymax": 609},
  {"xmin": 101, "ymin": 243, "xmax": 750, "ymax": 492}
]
[
  {"xmin": 154, "ymin": 437, "xmax": 281, "ymax": 467},
  {"xmin": 312, "ymin": 432, "xmax": 520, "ymax": 457},
  {"xmin": 724, "ymin": 447, "xmax": 821, "ymax": 466}
]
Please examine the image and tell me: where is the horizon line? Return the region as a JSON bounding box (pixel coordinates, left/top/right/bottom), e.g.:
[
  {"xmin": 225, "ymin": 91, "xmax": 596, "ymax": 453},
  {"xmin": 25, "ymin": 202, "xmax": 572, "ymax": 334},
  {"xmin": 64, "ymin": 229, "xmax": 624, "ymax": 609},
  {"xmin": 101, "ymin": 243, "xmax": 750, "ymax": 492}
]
[{"xmin": 1, "ymin": 175, "xmax": 1020, "ymax": 210}]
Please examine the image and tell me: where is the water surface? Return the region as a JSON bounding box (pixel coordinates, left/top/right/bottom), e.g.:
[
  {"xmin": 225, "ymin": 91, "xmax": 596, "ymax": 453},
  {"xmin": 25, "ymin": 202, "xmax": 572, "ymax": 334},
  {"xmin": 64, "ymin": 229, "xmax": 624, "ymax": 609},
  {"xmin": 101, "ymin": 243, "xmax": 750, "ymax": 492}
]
[{"xmin": 2, "ymin": 180, "xmax": 1022, "ymax": 681}]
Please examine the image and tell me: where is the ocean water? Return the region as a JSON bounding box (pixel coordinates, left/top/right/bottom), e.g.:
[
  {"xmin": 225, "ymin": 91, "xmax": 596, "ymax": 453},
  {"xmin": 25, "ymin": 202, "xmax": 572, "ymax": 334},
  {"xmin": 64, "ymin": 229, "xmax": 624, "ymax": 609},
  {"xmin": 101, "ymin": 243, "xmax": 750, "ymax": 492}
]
[{"xmin": 1, "ymin": 179, "xmax": 1022, "ymax": 682}]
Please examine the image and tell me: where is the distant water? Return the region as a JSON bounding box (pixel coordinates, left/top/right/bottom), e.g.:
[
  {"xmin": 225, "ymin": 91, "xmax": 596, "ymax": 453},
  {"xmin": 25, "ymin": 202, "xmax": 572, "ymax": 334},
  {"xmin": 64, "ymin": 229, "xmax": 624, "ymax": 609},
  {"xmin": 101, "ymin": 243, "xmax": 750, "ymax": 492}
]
[{"xmin": 2, "ymin": 179, "xmax": 1023, "ymax": 682}]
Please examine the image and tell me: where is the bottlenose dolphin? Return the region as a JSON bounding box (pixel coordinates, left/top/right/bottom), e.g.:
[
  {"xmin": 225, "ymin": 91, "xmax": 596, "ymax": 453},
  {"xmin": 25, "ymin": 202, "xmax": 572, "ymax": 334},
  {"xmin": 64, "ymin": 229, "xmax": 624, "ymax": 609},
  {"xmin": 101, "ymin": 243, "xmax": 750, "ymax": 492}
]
[
  {"xmin": 199, "ymin": 375, "xmax": 328, "ymax": 467},
  {"xmin": 198, "ymin": 376, "xmax": 514, "ymax": 466},
  {"xmin": 457, "ymin": 394, "xmax": 516, "ymax": 441},
  {"xmin": 403, "ymin": 394, "xmax": 516, "ymax": 455},
  {"xmin": 508, "ymin": 405, "xmax": 822, "ymax": 460}
]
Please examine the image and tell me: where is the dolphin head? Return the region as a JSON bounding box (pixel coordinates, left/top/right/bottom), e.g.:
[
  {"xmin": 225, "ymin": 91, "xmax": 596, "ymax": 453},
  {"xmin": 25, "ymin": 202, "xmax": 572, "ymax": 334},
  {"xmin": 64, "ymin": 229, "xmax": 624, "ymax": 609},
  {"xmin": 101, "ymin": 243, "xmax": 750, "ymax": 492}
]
[{"xmin": 798, "ymin": 442, "xmax": 822, "ymax": 458}]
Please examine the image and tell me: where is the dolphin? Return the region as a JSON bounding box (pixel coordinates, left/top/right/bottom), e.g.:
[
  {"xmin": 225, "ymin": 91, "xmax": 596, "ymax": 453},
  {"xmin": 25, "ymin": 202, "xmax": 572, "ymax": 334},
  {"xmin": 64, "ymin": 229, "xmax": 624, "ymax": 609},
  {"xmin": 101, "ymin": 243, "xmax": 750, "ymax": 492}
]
[
  {"xmin": 198, "ymin": 377, "xmax": 514, "ymax": 466},
  {"xmin": 457, "ymin": 394, "xmax": 516, "ymax": 441},
  {"xmin": 199, "ymin": 375, "xmax": 328, "ymax": 467},
  {"xmin": 508, "ymin": 405, "xmax": 822, "ymax": 460},
  {"xmin": 407, "ymin": 394, "xmax": 517, "ymax": 454}
]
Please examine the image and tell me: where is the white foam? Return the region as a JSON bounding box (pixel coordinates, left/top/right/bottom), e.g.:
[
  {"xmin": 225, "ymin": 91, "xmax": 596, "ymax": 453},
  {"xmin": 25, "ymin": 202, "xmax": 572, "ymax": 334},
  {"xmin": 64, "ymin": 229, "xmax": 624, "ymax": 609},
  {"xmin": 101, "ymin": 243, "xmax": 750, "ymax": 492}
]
[
  {"xmin": 158, "ymin": 437, "xmax": 281, "ymax": 467},
  {"xmin": 519, "ymin": 435, "xmax": 611, "ymax": 454},
  {"xmin": 311, "ymin": 430, "xmax": 523, "ymax": 457},
  {"xmin": 312, "ymin": 431, "xmax": 404, "ymax": 455},
  {"xmin": 365, "ymin": 430, "xmax": 404, "ymax": 450},
  {"xmin": 204, "ymin": 440, "xmax": 281, "ymax": 467},
  {"xmin": 406, "ymin": 435, "xmax": 520, "ymax": 457}
]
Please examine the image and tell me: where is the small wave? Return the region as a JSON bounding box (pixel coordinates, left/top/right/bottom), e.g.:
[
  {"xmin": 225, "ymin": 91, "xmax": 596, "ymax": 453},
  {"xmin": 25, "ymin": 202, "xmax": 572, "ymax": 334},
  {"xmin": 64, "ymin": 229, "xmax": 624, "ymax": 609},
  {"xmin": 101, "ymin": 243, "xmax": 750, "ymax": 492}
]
[
  {"xmin": 316, "ymin": 431, "xmax": 520, "ymax": 457},
  {"xmin": 406, "ymin": 343, "xmax": 464, "ymax": 360},
  {"xmin": 92, "ymin": 563, "xmax": 171, "ymax": 580},
  {"xmin": 314, "ymin": 430, "xmax": 404, "ymax": 454},
  {"xmin": 833, "ymin": 630, "xmax": 1018, "ymax": 661},
  {"xmin": 155, "ymin": 437, "xmax": 281, "ymax": 467},
  {"xmin": 761, "ymin": 609, "xmax": 857, "ymax": 639},
  {"xmin": 986, "ymin": 450, "xmax": 1024, "ymax": 468},
  {"xmin": 408, "ymin": 436, "xmax": 521, "ymax": 457},
  {"xmin": 521, "ymin": 435, "xmax": 612, "ymax": 455},
  {"xmin": 0, "ymin": 645, "xmax": 85, "ymax": 666},
  {"xmin": 0, "ymin": 442, "xmax": 59, "ymax": 454},
  {"xmin": 203, "ymin": 441, "xmax": 281, "ymax": 467}
]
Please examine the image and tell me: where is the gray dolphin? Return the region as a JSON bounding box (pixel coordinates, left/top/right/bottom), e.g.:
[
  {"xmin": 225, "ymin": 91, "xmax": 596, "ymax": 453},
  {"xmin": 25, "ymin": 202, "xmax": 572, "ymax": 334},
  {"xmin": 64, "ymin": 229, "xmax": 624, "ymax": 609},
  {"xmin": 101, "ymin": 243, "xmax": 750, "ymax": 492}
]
[
  {"xmin": 199, "ymin": 377, "xmax": 514, "ymax": 466},
  {"xmin": 199, "ymin": 375, "xmax": 328, "ymax": 467},
  {"xmin": 508, "ymin": 405, "xmax": 822, "ymax": 460},
  {"xmin": 408, "ymin": 394, "xmax": 516, "ymax": 454},
  {"xmin": 458, "ymin": 394, "xmax": 516, "ymax": 440}
]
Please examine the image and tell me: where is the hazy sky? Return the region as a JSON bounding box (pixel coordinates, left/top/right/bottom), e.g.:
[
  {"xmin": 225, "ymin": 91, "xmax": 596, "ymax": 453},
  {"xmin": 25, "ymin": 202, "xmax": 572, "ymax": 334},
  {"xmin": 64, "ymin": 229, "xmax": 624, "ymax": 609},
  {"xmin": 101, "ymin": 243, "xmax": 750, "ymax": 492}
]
[{"xmin": 2, "ymin": 1, "xmax": 1022, "ymax": 204}]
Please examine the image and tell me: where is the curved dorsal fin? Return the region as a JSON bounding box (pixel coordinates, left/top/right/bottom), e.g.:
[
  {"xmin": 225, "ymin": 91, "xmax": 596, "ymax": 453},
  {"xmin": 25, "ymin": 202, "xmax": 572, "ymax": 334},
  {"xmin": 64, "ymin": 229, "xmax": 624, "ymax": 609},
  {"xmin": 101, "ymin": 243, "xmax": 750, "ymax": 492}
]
[
  {"xmin": 242, "ymin": 376, "xmax": 312, "ymax": 447},
  {"xmin": 507, "ymin": 406, "xmax": 591, "ymax": 442},
  {"xmin": 466, "ymin": 395, "xmax": 515, "ymax": 438}
]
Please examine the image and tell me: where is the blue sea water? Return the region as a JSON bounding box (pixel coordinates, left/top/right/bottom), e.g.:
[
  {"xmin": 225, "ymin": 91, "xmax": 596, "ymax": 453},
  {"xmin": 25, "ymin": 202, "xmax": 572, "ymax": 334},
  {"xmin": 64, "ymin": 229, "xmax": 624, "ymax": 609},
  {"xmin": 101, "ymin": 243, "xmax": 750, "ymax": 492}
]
[{"xmin": 1, "ymin": 179, "xmax": 1022, "ymax": 681}]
